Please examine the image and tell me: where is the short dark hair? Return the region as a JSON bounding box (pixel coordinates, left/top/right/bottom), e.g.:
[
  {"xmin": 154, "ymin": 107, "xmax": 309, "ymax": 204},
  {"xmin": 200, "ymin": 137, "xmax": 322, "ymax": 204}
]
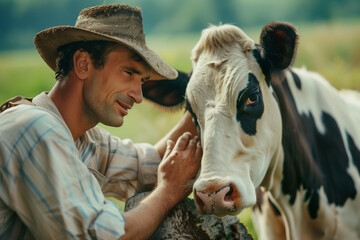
[{"xmin": 55, "ymin": 40, "xmax": 119, "ymax": 81}]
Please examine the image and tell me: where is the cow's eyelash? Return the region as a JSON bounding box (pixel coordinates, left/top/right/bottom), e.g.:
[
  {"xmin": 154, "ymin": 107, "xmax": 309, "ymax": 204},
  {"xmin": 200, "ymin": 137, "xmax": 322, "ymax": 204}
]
[
  {"xmin": 237, "ymin": 88, "xmax": 249, "ymax": 105},
  {"xmin": 185, "ymin": 99, "xmax": 197, "ymax": 121},
  {"xmin": 185, "ymin": 98, "xmax": 201, "ymax": 136}
]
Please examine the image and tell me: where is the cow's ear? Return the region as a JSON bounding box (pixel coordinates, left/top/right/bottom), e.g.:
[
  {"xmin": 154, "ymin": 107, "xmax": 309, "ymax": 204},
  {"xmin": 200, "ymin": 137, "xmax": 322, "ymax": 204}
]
[
  {"xmin": 142, "ymin": 70, "xmax": 190, "ymax": 110},
  {"xmin": 260, "ymin": 22, "xmax": 298, "ymax": 70}
]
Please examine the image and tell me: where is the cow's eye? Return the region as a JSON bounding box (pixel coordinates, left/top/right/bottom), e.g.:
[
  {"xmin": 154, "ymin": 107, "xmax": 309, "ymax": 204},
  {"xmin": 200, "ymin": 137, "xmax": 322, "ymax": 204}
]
[
  {"xmin": 246, "ymin": 93, "xmax": 259, "ymax": 106},
  {"xmin": 243, "ymin": 90, "xmax": 262, "ymax": 115}
]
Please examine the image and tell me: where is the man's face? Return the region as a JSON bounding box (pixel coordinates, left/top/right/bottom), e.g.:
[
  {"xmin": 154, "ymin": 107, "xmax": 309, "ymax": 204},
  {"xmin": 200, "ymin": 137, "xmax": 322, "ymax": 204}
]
[{"xmin": 82, "ymin": 47, "xmax": 150, "ymax": 127}]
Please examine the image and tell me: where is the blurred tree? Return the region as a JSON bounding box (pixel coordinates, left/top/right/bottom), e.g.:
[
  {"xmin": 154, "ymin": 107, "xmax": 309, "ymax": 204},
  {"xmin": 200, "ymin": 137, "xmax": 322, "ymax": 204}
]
[
  {"xmin": 0, "ymin": 0, "xmax": 104, "ymax": 50},
  {"xmin": 0, "ymin": 0, "xmax": 359, "ymax": 51}
]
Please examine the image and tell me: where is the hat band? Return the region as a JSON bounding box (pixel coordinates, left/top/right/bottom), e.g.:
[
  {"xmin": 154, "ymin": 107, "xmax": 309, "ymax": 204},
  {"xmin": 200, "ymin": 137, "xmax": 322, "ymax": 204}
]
[{"xmin": 75, "ymin": 14, "xmax": 146, "ymax": 44}]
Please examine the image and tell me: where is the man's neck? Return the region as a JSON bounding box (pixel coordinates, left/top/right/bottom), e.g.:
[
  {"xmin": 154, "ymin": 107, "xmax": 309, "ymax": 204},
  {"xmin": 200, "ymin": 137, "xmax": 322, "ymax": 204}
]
[{"xmin": 49, "ymin": 79, "xmax": 96, "ymax": 141}]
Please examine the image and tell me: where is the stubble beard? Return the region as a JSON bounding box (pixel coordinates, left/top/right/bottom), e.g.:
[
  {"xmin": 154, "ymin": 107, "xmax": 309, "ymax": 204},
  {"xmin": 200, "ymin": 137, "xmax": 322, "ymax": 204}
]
[{"xmin": 82, "ymin": 92, "xmax": 124, "ymax": 128}]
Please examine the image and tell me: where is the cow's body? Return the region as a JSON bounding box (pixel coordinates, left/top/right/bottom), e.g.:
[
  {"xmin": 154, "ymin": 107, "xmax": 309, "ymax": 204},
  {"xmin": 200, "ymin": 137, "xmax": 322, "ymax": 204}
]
[
  {"xmin": 252, "ymin": 67, "xmax": 360, "ymax": 239},
  {"xmin": 142, "ymin": 22, "xmax": 360, "ymax": 239}
]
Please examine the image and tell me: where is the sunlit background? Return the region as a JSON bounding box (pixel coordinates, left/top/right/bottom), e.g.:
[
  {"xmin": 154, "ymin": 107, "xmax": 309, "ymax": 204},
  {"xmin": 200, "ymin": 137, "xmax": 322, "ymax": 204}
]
[{"xmin": 1, "ymin": 0, "xmax": 360, "ymax": 238}]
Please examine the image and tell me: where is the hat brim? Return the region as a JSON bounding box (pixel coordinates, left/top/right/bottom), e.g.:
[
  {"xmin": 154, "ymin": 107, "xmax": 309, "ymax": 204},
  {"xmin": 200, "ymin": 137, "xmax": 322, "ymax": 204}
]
[{"xmin": 34, "ymin": 26, "xmax": 178, "ymax": 80}]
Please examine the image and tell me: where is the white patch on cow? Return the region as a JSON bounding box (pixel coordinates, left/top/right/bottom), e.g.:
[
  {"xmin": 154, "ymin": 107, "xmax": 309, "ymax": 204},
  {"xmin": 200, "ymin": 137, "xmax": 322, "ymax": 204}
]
[
  {"xmin": 285, "ymin": 68, "xmax": 326, "ymax": 134},
  {"xmin": 251, "ymin": 189, "xmax": 287, "ymax": 240},
  {"xmin": 277, "ymin": 186, "xmax": 343, "ymax": 239},
  {"xmin": 340, "ymin": 89, "xmax": 360, "ymax": 108},
  {"xmin": 339, "ymin": 161, "xmax": 360, "ymax": 236},
  {"xmin": 286, "ymin": 67, "xmax": 360, "ymax": 147}
]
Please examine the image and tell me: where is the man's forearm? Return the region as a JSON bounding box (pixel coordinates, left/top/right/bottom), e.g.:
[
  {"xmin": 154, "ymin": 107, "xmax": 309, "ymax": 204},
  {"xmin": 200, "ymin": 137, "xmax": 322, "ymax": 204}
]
[
  {"xmin": 118, "ymin": 186, "xmax": 177, "ymax": 240},
  {"xmin": 119, "ymin": 126, "xmax": 201, "ymax": 240},
  {"xmin": 154, "ymin": 112, "xmax": 198, "ymax": 159}
]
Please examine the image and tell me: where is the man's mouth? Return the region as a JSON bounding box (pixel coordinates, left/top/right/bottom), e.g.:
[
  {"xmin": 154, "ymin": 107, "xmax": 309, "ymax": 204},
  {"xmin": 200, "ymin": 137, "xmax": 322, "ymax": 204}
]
[{"xmin": 116, "ymin": 100, "xmax": 132, "ymax": 116}]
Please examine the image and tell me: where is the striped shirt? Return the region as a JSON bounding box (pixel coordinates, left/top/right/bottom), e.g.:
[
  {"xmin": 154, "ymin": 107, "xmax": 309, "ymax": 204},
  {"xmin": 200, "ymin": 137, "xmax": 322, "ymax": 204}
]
[{"xmin": 0, "ymin": 92, "xmax": 161, "ymax": 239}]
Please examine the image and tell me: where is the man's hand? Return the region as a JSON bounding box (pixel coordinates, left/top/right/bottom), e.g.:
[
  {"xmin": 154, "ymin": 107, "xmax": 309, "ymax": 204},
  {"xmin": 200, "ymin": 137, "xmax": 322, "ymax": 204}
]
[
  {"xmin": 157, "ymin": 132, "xmax": 202, "ymax": 204},
  {"xmin": 155, "ymin": 111, "xmax": 199, "ymax": 159},
  {"xmin": 120, "ymin": 132, "xmax": 202, "ymax": 240}
]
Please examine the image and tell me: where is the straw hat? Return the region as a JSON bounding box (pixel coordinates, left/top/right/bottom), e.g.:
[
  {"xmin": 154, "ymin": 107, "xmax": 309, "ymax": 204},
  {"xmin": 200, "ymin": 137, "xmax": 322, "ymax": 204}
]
[{"xmin": 33, "ymin": 4, "xmax": 178, "ymax": 80}]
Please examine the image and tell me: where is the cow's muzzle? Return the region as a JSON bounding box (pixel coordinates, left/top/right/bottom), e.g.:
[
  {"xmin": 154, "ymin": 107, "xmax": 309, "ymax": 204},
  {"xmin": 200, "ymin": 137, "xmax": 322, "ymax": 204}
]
[{"xmin": 194, "ymin": 183, "xmax": 241, "ymax": 217}]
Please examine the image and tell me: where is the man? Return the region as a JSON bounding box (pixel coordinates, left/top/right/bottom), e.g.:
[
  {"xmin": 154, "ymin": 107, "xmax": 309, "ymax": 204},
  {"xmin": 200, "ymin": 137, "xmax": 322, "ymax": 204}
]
[{"xmin": 0, "ymin": 4, "xmax": 201, "ymax": 240}]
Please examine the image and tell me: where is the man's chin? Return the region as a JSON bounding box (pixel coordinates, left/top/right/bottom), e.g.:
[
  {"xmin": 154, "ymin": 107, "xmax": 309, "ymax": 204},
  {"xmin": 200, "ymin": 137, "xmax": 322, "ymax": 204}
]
[
  {"xmin": 109, "ymin": 122, "xmax": 124, "ymax": 127},
  {"xmin": 101, "ymin": 116, "xmax": 124, "ymax": 127},
  {"xmin": 109, "ymin": 120, "xmax": 124, "ymax": 127}
]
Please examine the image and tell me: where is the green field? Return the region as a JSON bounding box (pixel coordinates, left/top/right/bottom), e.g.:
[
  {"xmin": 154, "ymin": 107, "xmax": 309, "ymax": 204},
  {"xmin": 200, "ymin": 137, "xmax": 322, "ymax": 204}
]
[{"xmin": 1, "ymin": 20, "xmax": 359, "ymax": 239}]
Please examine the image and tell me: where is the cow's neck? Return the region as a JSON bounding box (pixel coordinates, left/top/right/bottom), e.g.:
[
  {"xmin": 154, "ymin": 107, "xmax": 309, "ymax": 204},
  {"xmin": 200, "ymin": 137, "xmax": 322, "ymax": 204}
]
[
  {"xmin": 269, "ymin": 70, "xmax": 325, "ymax": 219},
  {"xmin": 269, "ymin": 69, "xmax": 360, "ymax": 220},
  {"xmin": 264, "ymin": 70, "xmax": 327, "ymax": 239}
]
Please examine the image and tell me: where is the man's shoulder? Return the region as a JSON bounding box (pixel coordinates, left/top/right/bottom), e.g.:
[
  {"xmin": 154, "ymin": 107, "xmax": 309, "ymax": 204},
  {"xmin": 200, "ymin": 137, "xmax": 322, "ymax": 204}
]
[
  {"xmin": 1, "ymin": 103, "xmax": 55, "ymax": 123},
  {"xmin": 0, "ymin": 104, "xmax": 69, "ymax": 140}
]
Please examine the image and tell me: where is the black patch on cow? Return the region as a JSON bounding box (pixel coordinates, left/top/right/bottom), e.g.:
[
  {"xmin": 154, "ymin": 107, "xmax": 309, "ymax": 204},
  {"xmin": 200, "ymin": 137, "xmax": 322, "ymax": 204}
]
[
  {"xmin": 290, "ymin": 70, "xmax": 301, "ymax": 89},
  {"xmin": 347, "ymin": 132, "xmax": 360, "ymax": 174},
  {"xmin": 236, "ymin": 73, "xmax": 264, "ymax": 136},
  {"xmin": 271, "ymin": 74, "xmax": 357, "ymax": 219}
]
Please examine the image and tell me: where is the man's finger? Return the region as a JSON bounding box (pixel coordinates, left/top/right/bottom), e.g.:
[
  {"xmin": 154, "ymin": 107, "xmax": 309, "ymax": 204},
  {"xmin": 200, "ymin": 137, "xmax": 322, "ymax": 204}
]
[
  {"xmin": 193, "ymin": 141, "xmax": 202, "ymax": 163},
  {"xmin": 164, "ymin": 140, "xmax": 175, "ymax": 159},
  {"xmin": 174, "ymin": 132, "xmax": 191, "ymax": 151}
]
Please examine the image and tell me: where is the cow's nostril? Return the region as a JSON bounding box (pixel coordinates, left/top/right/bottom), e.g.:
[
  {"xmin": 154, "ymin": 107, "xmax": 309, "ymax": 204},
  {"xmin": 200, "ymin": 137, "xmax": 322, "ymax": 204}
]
[
  {"xmin": 194, "ymin": 183, "xmax": 240, "ymax": 215},
  {"xmin": 224, "ymin": 184, "xmax": 234, "ymax": 202},
  {"xmin": 194, "ymin": 189, "xmax": 205, "ymax": 212}
]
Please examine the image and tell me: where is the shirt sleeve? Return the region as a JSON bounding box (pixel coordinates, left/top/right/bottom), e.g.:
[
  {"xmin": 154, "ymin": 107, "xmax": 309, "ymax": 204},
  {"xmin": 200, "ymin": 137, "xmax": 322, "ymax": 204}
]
[
  {"xmin": 0, "ymin": 106, "xmax": 126, "ymax": 239},
  {"xmin": 92, "ymin": 127, "xmax": 161, "ymax": 201}
]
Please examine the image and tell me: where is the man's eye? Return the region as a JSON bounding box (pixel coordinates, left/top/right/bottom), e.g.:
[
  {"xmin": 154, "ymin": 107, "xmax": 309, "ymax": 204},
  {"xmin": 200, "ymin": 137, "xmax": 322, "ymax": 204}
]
[
  {"xmin": 124, "ymin": 71, "xmax": 132, "ymax": 76},
  {"xmin": 246, "ymin": 93, "xmax": 258, "ymax": 106}
]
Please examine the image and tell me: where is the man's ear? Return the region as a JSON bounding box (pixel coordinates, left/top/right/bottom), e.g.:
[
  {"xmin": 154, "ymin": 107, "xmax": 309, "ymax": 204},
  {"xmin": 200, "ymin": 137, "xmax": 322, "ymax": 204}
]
[
  {"xmin": 260, "ymin": 22, "xmax": 298, "ymax": 71},
  {"xmin": 73, "ymin": 50, "xmax": 90, "ymax": 80}
]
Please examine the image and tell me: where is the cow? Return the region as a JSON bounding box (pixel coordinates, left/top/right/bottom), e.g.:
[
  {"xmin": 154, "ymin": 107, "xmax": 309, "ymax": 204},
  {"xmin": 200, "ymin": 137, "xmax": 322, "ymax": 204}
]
[{"xmin": 142, "ymin": 22, "xmax": 360, "ymax": 239}]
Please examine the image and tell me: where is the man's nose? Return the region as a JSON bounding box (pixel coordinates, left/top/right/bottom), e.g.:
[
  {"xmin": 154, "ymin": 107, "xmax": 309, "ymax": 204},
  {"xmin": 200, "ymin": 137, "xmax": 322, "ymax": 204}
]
[{"xmin": 128, "ymin": 78, "xmax": 143, "ymax": 104}]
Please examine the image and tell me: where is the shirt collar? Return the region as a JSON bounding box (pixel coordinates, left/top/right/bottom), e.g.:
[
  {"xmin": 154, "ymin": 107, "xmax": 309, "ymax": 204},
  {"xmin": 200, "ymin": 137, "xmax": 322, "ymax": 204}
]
[
  {"xmin": 32, "ymin": 92, "xmax": 62, "ymax": 117},
  {"xmin": 32, "ymin": 92, "xmax": 73, "ymax": 141}
]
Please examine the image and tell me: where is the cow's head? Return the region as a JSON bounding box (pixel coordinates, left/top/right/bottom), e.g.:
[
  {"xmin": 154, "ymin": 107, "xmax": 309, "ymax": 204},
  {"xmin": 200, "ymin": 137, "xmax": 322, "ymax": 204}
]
[{"xmin": 143, "ymin": 22, "xmax": 298, "ymax": 216}]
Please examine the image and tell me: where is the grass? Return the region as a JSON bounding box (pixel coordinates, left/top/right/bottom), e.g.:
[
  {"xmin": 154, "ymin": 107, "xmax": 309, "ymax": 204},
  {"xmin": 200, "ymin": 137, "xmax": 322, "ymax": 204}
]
[
  {"xmin": 294, "ymin": 20, "xmax": 360, "ymax": 90},
  {"xmin": 1, "ymin": 20, "xmax": 359, "ymax": 239}
]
